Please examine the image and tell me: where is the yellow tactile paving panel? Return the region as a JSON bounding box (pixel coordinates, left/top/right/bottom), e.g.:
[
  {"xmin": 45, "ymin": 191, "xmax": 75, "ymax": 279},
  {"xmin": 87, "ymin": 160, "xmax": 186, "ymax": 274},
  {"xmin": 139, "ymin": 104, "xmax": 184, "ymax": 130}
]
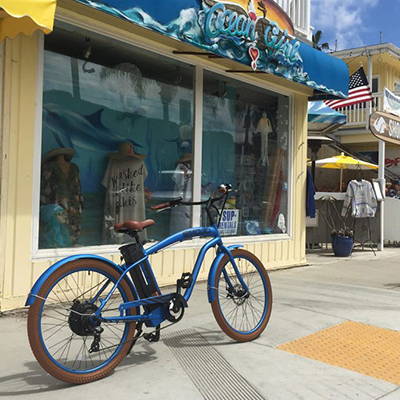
[{"xmin": 277, "ymin": 321, "xmax": 400, "ymax": 385}]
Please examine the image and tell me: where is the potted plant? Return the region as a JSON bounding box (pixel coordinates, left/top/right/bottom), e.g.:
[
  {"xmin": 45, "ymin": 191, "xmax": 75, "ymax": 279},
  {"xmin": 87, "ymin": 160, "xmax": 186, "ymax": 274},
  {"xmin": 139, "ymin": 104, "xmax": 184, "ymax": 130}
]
[{"xmin": 331, "ymin": 228, "xmax": 354, "ymax": 257}]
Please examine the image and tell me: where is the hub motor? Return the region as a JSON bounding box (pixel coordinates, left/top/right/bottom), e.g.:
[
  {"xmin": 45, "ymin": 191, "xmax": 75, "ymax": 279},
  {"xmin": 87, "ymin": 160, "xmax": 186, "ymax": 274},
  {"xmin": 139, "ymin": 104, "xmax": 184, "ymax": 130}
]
[{"xmin": 68, "ymin": 300, "xmax": 100, "ymax": 336}]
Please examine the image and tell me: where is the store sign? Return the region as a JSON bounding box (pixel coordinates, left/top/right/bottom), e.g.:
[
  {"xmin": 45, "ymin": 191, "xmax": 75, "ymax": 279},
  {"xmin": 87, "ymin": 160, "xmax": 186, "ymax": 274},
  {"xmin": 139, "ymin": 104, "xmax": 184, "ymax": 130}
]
[
  {"xmin": 219, "ymin": 209, "xmax": 239, "ymax": 236},
  {"xmin": 369, "ymin": 111, "xmax": 400, "ymax": 146},
  {"xmin": 384, "ymin": 88, "xmax": 400, "ymax": 118},
  {"xmin": 203, "ymin": 0, "xmax": 296, "ymax": 71},
  {"xmin": 74, "ymin": 0, "xmax": 349, "ymax": 98}
]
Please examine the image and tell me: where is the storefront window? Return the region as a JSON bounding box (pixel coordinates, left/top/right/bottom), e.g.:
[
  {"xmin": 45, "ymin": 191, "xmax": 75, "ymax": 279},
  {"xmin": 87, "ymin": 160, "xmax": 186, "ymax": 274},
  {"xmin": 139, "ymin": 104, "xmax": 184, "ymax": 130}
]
[
  {"xmin": 202, "ymin": 72, "xmax": 290, "ymax": 236},
  {"xmin": 39, "ymin": 27, "xmax": 194, "ymax": 249}
]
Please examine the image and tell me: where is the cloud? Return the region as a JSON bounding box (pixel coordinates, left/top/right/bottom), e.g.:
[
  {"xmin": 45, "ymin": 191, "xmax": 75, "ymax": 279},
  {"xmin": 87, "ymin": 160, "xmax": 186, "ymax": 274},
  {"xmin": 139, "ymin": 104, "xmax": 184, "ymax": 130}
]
[{"xmin": 311, "ymin": 0, "xmax": 379, "ymax": 50}]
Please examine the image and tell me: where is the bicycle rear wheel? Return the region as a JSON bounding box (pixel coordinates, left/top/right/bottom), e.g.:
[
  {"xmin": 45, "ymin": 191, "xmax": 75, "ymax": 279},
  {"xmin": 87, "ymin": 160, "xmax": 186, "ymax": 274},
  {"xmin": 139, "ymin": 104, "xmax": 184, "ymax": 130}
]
[
  {"xmin": 211, "ymin": 249, "xmax": 272, "ymax": 342},
  {"xmin": 27, "ymin": 259, "xmax": 137, "ymax": 384}
]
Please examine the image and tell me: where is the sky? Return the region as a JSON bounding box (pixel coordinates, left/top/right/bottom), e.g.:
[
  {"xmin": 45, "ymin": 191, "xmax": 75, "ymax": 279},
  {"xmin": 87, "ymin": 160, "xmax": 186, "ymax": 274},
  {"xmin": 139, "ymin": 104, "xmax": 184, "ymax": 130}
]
[{"xmin": 311, "ymin": 0, "xmax": 400, "ymax": 51}]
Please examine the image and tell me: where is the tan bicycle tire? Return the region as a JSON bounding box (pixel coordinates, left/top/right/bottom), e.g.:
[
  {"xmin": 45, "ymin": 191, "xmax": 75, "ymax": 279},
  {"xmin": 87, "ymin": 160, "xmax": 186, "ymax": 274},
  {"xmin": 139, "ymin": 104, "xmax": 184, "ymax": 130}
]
[
  {"xmin": 27, "ymin": 259, "xmax": 136, "ymax": 384},
  {"xmin": 211, "ymin": 249, "xmax": 272, "ymax": 342}
]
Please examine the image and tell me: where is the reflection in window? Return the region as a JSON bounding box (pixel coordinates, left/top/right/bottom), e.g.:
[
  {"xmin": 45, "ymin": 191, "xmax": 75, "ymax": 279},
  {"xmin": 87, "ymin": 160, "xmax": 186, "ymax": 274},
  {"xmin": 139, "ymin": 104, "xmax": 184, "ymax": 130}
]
[
  {"xmin": 40, "ymin": 27, "xmax": 194, "ymax": 249},
  {"xmin": 202, "ymin": 72, "xmax": 290, "ymax": 236}
]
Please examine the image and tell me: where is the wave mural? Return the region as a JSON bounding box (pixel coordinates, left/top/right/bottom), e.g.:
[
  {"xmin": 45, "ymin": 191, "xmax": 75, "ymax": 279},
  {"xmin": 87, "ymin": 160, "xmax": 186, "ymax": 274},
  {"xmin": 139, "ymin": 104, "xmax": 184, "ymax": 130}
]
[{"xmin": 74, "ymin": 0, "xmax": 348, "ymax": 98}]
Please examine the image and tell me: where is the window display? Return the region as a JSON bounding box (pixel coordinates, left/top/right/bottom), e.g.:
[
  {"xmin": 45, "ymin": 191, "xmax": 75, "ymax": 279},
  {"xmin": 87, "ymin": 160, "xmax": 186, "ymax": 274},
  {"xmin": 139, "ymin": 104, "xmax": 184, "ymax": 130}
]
[
  {"xmin": 39, "ymin": 27, "xmax": 194, "ymax": 248},
  {"xmin": 38, "ymin": 25, "xmax": 291, "ymax": 250},
  {"xmin": 202, "ymin": 72, "xmax": 289, "ymax": 236}
]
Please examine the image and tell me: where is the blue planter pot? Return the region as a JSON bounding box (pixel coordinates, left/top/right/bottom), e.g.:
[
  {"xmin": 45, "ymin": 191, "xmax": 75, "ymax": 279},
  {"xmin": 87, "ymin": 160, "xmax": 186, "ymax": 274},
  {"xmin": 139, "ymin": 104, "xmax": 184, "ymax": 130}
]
[{"xmin": 332, "ymin": 235, "xmax": 353, "ymax": 257}]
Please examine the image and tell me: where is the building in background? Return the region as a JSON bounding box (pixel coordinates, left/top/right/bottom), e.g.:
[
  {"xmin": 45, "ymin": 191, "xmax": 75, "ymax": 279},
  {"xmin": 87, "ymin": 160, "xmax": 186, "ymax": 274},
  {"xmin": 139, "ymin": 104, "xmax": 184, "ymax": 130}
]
[{"xmin": 314, "ymin": 43, "xmax": 400, "ymax": 246}]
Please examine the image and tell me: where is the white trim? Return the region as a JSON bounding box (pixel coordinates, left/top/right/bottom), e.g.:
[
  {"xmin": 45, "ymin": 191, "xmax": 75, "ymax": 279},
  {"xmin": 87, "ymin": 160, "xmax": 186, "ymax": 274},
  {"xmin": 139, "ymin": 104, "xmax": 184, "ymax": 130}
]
[
  {"xmin": 33, "ymin": 233, "xmax": 291, "ymax": 260},
  {"xmin": 0, "ymin": 39, "xmax": 4, "ymax": 296},
  {"xmin": 31, "ymin": 33, "xmax": 44, "ymax": 257},
  {"xmin": 192, "ymin": 66, "xmax": 203, "ymax": 227},
  {"xmin": 287, "ymin": 95, "xmax": 294, "ymax": 239},
  {"xmin": 32, "ymin": 15, "xmax": 296, "ymax": 258},
  {"xmin": 333, "ymin": 43, "xmax": 400, "ymax": 60}
]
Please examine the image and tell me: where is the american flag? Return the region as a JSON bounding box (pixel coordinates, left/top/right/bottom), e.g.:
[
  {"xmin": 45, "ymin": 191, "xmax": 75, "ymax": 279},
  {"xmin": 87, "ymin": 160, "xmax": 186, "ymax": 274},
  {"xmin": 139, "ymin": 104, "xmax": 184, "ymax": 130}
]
[{"xmin": 324, "ymin": 67, "xmax": 373, "ymax": 110}]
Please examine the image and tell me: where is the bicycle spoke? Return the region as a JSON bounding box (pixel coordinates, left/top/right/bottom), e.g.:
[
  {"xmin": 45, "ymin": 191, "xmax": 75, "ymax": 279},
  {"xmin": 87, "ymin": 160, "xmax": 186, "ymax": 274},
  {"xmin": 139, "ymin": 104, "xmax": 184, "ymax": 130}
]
[
  {"xmin": 57, "ymin": 333, "xmax": 74, "ymax": 362},
  {"xmin": 44, "ymin": 322, "xmax": 69, "ymax": 341},
  {"xmin": 52, "ymin": 333, "xmax": 73, "ymax": 358},
  {"xmin": 42, "ymin": 320, "xmax": 68, "ymax": 334}
]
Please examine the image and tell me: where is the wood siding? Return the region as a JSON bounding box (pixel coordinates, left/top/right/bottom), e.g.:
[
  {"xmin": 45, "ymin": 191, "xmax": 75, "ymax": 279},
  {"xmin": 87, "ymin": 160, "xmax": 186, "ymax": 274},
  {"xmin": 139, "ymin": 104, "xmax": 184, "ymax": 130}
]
[{"xmin": 0, "ymin": 25, "xmax": 308, "ymax": 311}]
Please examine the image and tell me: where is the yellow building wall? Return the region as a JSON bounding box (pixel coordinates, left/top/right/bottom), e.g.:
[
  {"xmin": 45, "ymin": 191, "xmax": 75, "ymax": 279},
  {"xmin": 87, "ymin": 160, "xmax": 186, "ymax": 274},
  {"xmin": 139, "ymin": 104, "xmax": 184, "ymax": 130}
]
[
  {"xmin": 0, "ymin": 23, "xmax": 308, "ymax": 312},
  {"xmin": 344, "ymin": 53, "xmax": 400, "ymax": 92}
]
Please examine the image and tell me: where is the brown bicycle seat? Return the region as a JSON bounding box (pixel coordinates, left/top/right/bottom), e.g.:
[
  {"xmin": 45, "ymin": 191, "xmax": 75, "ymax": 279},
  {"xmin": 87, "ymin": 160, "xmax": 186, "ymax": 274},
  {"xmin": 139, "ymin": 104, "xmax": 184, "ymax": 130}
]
[{"xmin": 114, "ymin": 219, "xmax": 155, "ymax": 232}]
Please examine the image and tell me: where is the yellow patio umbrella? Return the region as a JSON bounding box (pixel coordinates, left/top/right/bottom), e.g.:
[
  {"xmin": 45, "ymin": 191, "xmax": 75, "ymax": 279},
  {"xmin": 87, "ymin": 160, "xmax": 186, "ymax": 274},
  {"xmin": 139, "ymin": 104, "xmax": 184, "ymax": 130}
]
[
  {"xmin": 315, "ymin": 152, "xmax": 378, "ymax": 191},
  {"xmin": 0, "ymin": 0, "xmax": 56, "ymax": 41}
]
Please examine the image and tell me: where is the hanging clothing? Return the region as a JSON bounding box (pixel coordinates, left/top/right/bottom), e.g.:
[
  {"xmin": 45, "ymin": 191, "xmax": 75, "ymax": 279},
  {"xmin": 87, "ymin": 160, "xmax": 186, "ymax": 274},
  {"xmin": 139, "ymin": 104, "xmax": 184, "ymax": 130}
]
[
  {"xmin": 202, "ymin": 130, "xmax": 234, "ymax": 186},
  {"xmin": 102, "ymin": 156, "xmax": 147, "ymax": 243},
  {"xmin": 306, "ymin": 169, "xmax": 316, "ymax": 218},
  {"xmin": 40, "ymin": 160, "xmax": 83, "ymax": 245},
  {"xmin": 341, "ymin": 179, "xmax": 377, "ymax": 218},
  {"xmin": 256, "ymin": 114, "xmax": 273, "ymax": 166}
]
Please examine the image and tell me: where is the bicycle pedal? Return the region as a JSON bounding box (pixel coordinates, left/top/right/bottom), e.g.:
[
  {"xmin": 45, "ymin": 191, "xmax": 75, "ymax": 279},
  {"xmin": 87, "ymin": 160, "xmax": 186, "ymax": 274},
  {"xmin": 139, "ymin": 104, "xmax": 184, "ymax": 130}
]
[
  {"xmin": 143, "ymin": 326, "xmax": 160, "ymax": 343},
  {"xmin": 177, "ymin": 272, "xmax": 192, "ymax": 290}
]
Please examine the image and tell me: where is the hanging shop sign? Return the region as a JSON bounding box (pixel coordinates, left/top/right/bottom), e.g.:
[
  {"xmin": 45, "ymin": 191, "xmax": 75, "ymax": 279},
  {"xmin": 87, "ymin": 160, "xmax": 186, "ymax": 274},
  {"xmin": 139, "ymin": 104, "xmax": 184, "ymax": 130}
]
[
  {"xmin": 73, "ymin": 0, "xmax": 349, "ymax": 98},
  {"xmin": 369, "ymin": 111, "xmax": 400, "ymax": 146},
  {"xmin": 383, "ymin": 88, "xmax": 400, "ymax": 118}
]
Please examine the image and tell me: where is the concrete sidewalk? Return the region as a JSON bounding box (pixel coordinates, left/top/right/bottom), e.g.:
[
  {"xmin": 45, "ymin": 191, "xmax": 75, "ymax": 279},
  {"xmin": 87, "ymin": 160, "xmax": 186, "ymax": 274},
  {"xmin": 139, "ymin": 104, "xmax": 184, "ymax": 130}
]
[{"xmin": 1, "ymin": 249, "xmax": 400, "ymax": 399}]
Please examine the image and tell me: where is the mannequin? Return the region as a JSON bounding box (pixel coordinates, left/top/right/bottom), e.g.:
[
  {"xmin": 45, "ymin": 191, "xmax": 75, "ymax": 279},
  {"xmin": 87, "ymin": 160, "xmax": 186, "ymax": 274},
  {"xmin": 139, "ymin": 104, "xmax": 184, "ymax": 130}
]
[
  {"xmin": 256, "ymin": 112, "xmax": 273, "ymax": 166},
  {"xmin": 40, "ymin": 147, "xmax": 83, "ymax": 247},
  {"xmin": 102, "ymin": 141, "xmax": 148, "ymax": 243}
]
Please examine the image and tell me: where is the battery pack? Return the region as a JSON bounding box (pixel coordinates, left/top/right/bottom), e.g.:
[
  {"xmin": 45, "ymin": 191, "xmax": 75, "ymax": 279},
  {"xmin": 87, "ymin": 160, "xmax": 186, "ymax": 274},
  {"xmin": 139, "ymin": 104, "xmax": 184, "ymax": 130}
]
[{"xmin": 119, "ymin": 243, "xmax": 158, "ymax": 299}]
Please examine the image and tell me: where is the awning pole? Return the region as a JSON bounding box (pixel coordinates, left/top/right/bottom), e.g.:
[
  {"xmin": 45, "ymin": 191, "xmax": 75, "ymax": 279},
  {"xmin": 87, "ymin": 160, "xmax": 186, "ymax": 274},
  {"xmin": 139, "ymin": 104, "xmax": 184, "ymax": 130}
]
[{"xmin": 340, "ymin": 169, "xmax": 343, "ymax": 192}]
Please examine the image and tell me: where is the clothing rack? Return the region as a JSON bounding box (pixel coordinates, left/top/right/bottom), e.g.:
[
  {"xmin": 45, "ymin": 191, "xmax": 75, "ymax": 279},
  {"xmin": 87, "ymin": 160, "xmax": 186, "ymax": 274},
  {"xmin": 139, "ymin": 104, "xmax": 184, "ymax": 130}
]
[{"xmin": 342, "ymin": 178, "xmax": 377, "ymax": 256}]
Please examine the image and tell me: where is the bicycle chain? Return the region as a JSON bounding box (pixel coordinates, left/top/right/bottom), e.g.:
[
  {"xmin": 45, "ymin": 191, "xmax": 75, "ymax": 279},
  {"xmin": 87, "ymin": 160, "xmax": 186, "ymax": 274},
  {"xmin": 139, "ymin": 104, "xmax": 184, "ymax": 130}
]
[{"xmin": 96, "ymin": 320, "xmax": 179, "ymax": 353}]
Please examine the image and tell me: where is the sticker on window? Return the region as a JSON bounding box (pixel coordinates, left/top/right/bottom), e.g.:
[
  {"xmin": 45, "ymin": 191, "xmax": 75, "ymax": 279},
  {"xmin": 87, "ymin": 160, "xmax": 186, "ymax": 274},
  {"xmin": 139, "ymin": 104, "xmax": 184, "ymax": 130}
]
[{"xmin": 218, "ymin": 209, "xmax": 239, "ymax": 236}]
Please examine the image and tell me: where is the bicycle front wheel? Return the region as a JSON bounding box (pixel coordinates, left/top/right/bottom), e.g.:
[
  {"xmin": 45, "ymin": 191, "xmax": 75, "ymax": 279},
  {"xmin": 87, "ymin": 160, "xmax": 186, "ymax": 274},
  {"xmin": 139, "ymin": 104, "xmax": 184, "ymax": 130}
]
[
  {"xmin": 27, "ymin": 259, "xmax": 137, "ymax": 384},
  {"xmin": 211, "ymin": 249, "xmax": 272, "ymax": 342}
]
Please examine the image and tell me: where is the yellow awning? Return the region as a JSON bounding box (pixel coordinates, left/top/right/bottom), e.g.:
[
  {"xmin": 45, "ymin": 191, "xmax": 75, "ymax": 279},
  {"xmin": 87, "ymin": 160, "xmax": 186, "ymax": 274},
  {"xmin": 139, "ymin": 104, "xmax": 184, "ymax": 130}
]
[{"xmin": 0, "ymin": 0, "xmax": 56, "ymax": 41}]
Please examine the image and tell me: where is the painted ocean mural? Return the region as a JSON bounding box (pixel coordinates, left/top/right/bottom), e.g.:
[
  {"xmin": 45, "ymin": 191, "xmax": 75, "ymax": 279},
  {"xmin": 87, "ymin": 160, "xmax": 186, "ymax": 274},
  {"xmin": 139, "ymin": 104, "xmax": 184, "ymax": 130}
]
[{"xmin": 74, "ymin": 0, "xmax": 347, "ymax": 98}]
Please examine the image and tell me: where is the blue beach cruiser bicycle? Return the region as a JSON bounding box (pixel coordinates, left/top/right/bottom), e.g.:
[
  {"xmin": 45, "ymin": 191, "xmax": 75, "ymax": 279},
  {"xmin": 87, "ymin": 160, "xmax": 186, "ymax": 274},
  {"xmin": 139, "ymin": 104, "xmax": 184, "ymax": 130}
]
[{"xmin": 26, "ymin": 184, "xmax": 273, "ymax": 384}]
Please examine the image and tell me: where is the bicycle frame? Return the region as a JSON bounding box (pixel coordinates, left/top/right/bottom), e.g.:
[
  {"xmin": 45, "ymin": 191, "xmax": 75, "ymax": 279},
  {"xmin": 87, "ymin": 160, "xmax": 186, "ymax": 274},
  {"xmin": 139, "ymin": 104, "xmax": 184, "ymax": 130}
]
[{"xmin": 96, "ymin": 224, "xmax": 249, "ymax": 327}]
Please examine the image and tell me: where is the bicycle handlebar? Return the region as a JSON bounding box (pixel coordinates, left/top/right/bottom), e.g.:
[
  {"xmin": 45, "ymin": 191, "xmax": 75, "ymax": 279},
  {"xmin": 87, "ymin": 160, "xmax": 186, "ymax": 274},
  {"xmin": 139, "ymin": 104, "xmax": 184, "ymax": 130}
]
[
  {"xmin": 150, "ymin": 184, "xmax": 233, "ymax": 212},
  {"xmin": 150, "ymin": 197, "xmax": 183, "ymax": 211}
]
